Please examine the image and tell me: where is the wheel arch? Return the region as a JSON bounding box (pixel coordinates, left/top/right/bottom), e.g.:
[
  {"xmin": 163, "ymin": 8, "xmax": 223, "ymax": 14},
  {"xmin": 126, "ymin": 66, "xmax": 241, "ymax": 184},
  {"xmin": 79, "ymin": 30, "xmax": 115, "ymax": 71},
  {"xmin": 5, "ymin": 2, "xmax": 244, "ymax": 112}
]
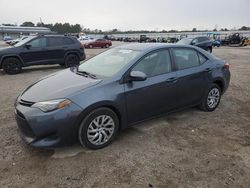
[
  {"xmin": 64, "ymin": 50, "xmax": 80, "ymax": 60},
  {"xmin": 76, "ymin": 101, "xmax": 125, "ymax": 132},
  {"xmin": 0, "ymin": 55, "xmax": 24, "ymax": 68},
  {"xmin": 212, "ymin": 79, "xmax": 225, "ymax": 93}
]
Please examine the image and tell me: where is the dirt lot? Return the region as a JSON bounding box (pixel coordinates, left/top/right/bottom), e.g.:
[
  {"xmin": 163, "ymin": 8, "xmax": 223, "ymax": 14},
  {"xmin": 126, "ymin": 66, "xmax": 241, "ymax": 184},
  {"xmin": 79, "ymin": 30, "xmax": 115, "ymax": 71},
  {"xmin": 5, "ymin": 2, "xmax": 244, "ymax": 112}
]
[{"xmin": 0, "ymin": 42, "xmax": 250, "ymax": 188}]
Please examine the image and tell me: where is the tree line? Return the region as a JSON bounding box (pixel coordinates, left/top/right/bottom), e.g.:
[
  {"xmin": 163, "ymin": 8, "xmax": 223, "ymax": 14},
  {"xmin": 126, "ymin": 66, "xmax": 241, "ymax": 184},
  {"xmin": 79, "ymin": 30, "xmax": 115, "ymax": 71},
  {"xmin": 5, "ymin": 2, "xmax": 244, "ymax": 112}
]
[{"xmin": 1, "ymin": 22, "xmax": 250, "ymax": 34}]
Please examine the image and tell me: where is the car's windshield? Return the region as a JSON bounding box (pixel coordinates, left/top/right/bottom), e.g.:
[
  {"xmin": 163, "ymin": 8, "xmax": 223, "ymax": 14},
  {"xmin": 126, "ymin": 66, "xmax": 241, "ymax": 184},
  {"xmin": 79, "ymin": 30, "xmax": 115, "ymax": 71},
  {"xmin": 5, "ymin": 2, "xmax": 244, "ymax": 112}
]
[
  {"xmin": 78, "ymin": 48, "xmax": 141, "ymax": 77},
  {"xmin": 14, "ymin": 36, "xmax": 35, "ymax": 47},
  {"xmin": 177, "ymin": 38, "xmax": 193, "ymax": 45}
]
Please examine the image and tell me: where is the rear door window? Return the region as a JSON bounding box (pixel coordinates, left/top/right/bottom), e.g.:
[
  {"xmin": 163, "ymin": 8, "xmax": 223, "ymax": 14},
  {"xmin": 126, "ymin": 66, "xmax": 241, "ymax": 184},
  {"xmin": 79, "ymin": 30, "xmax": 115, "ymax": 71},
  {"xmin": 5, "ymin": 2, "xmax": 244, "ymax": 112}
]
[
  {"xmin": 63, "ymin": 37, "xmax": 74, "ymax": 45},
  {"xmin": 198, "ymin": 37, "xmax": 208, "ymax": 42},
  {"xmin": 172, "ymin": 48, "xmax": 200, "ymax": 70},
  {"xmin": 47, "ymin": 37, "xmax": 66, "ymax": 47}
]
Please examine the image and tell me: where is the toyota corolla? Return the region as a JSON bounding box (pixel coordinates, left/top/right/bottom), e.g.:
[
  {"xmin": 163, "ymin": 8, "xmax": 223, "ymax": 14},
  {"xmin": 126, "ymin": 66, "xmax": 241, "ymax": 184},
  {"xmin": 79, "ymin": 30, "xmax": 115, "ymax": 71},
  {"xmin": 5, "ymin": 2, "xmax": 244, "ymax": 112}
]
[{"xmin": 15, "ymin": 43, "xmax": 230, "ymax": 149}]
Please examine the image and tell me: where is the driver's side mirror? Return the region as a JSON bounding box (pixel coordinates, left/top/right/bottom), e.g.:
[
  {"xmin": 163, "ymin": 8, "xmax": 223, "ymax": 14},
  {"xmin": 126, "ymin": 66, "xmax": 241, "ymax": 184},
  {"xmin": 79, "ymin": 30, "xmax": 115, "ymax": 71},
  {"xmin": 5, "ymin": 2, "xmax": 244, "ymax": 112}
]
[
  {"xmin": 24, "ymin": 44, "xmax": 31, "ymax": 49},
  {"xmin": 128, "ymin": 71, "xmax": 147, "ymax": 82}
]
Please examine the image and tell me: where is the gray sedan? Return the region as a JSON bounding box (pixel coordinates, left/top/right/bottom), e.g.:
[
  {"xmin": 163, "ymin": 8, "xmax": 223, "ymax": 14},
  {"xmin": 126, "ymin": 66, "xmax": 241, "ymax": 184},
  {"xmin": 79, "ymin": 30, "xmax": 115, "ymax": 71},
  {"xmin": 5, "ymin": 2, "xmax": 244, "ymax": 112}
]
[{"xmin": 15, "ymin": 43, "xmax": 230, "ymax": 149}]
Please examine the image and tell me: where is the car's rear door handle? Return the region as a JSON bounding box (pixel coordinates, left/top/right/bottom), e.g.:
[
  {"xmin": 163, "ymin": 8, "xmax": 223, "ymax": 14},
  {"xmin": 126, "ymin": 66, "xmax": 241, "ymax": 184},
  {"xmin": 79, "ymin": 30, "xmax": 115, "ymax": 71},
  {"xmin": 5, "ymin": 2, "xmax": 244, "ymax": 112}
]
[{"xmin": 166, "ymin": 77, "xmax": 178, "ymax": 83}]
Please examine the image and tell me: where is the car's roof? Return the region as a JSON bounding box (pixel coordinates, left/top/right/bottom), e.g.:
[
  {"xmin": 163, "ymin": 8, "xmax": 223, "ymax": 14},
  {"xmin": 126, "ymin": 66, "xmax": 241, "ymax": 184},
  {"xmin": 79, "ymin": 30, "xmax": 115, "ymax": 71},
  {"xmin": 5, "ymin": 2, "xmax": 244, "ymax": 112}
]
[
  {"xmin": 115, "ymin": 43, "xmax": 195, "ymax": 51},
  {"xmin": 37, "ymin": 35, "xmax": 75, "ymax": 38},
  {"xmin": 185, "ymin": 36, "xmax": 209, "ymax": 39}
]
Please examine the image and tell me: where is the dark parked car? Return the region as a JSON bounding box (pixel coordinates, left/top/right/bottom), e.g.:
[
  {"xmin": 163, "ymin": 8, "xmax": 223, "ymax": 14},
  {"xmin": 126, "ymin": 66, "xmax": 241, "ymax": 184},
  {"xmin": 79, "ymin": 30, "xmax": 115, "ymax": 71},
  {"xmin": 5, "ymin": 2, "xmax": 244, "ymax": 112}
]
[
  {"xmin": 84, "ymin": 39, "xmax": 112, "ymax": 48},
  {"xmin": 15, "ymin": 43, "xmax": 230, "ymax": 149},
  {"xmin": 139, "ymin": 35, "xmax": 150, "ymax": 43},
  {"xmin": 0, "ymin": 35, "xmax": 85, "ymax": 74},
  {"xmin": 177, "ymin": 36, "xmax": 213, "ymax": 52}
]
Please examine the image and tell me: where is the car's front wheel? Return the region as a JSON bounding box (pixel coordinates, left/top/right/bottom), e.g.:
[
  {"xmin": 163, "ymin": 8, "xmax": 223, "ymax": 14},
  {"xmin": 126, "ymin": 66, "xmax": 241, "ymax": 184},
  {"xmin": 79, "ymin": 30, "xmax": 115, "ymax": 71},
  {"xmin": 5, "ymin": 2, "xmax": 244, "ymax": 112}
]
[
  {"xmin": 78, "ymin": 108, "xmax": 119, "ymax": 149},
  {"xmin": 65, "ymin": 54, "xmax": 79, "ymax": 67},
  {"xmin": 2, "ymin": 57, "xmax": 22, "ymax": 74},
  {"xmin": 199, "ymin": 84, "xmax": 221, "ymax": 112}
]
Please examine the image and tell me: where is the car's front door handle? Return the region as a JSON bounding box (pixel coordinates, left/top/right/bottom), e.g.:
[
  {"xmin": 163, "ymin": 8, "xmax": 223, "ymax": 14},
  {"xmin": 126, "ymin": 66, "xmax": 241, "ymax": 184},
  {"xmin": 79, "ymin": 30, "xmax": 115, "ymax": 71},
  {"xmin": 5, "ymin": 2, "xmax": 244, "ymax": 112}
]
[
  {"xmin": 204, "ymin": 68, "xmax": 212, "ymax": 72},
  {"xmin": 166, "ymin": 77, "xmax": 178, "ymax": 83}
]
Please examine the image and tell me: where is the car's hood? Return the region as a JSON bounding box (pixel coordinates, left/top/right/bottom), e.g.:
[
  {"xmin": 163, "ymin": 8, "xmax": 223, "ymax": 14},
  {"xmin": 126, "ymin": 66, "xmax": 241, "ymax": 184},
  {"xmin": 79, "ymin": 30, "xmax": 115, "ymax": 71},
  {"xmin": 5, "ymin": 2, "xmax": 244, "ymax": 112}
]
[
  {"xmin": 21, "ymin": 69, "xmax": 102, "ymax": 102},
  {"xmin": 0, "ymin": 46, "xmax": 14, "ymax": 52}
]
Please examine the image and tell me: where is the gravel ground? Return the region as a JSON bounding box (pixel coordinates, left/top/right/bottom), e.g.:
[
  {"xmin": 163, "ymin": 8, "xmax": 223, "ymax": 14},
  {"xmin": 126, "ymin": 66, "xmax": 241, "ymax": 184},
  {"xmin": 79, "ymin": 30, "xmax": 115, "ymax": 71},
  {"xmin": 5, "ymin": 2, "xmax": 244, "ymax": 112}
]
[{"xmin": 0, "ymin": 42, "xmax": 250, "ymax": 188}]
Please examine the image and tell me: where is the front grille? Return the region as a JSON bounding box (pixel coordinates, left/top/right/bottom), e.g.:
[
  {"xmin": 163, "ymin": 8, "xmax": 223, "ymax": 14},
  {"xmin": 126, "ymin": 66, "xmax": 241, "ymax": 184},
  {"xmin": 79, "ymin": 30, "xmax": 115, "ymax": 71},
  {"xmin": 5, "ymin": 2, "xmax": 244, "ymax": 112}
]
[
  {"xmin": 16, "ymin": 109, "xmax": 25, "ymax": 119},
  {"xmin": 19, "ymin": 99, "xmax": 35, "ymax": 107},
  {"xmin": 15, "ymin": 110, "xmax": 35, "ymax": 138}
]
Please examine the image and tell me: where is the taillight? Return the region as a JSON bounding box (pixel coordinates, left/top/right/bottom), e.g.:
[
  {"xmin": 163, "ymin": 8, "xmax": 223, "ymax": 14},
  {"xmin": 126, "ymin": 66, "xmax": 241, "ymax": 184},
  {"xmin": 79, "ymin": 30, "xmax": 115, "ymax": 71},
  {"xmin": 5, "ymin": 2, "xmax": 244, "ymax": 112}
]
[{"xmin": 224, "ymin": 63, "xmax": 230, "ymax": 69}]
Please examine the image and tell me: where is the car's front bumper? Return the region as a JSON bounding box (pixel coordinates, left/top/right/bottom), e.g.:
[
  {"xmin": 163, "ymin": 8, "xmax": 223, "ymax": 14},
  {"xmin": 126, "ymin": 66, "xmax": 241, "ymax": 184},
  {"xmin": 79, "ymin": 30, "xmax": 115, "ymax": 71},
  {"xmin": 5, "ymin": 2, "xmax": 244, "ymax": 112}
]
[{"xmin": 15, "ymin": 101, "xmax": 83, "ymax": 148}]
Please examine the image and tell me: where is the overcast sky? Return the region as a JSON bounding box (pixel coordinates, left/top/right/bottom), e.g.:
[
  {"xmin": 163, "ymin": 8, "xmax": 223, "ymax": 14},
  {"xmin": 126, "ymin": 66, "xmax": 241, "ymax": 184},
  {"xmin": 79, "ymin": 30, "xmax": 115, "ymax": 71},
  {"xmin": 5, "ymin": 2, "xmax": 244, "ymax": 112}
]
[{"xmin": 0, "ymin": 0, "xmax": 249, "ymax": 31}]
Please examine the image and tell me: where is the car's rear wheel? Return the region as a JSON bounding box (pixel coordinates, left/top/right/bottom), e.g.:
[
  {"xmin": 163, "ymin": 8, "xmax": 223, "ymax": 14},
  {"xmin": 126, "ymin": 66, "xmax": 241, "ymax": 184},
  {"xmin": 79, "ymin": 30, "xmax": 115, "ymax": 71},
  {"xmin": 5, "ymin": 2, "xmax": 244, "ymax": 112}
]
[
  {"xmin": 199, "ymin": 84, "xmax": 221, "ymax": 112},
  {"xmin": 89, "ymin": 44, "xmax": 93, "ymax": 48},
  {"xmin": 2, "ymin": 57, "xmax": 22, "ymax": 74},
  {"xmin": 65, "ymin": 54, "xmax": 79, "ymax": 67},
  {"xmin": 78, "ymin": 108, "xmax": 119, "ymax": 149},
  {"xmin": 105, "ymin": 44, "xmax": 110, "ymax": 48}
]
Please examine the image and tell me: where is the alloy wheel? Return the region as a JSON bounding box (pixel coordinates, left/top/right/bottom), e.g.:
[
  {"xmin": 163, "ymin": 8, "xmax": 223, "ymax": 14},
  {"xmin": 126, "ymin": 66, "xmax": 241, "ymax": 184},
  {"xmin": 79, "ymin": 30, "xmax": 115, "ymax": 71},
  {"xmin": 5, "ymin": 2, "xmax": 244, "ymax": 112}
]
[
  {"xmin": 207, "ymin": 88, "xmax": 220, "ymax": 109},
  {"xmin": 87, "ymin": 115, "xmax": 115, "ymax": 146}
]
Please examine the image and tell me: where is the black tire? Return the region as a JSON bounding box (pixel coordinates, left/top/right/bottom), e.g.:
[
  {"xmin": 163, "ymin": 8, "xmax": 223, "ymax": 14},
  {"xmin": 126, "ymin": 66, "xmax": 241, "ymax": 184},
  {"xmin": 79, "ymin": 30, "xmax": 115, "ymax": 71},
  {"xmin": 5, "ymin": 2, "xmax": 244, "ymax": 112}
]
[
  {"xmin": 199, "ymin": 84, "xmax": 221, "ymax": 112},
  {"xmin": 2, "ymin": 57, "xmax": 22, "ymax": 74},
  {"xmin": 64, "ymin": 54, "xmax": 79, "ymax": 68},
  {"xmin": 89, "ymin": 44, "xmax": 93, "ymax": 48},
  {"xmin": 78, "ymin": 107, "xmax": 119, "ymax": 149},
  {"xmin": 105, "ymin": 44, "xmax": 110, "ymax": 48}
]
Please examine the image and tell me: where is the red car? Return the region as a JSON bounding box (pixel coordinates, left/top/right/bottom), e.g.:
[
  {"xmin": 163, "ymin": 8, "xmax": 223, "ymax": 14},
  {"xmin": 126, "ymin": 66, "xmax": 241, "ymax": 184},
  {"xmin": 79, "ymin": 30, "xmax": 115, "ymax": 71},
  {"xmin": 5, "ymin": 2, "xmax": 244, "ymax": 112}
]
[{"xmin": 84, "ymin": 39, "xmax": 112, "ymax": 48}]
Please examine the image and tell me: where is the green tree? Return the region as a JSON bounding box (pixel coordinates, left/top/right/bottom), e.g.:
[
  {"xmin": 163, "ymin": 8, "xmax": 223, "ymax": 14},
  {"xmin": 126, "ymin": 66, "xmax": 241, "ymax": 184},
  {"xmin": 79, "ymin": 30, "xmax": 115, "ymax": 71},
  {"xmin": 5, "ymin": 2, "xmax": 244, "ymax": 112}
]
[
  {"xmin": 192, "ymin": 28, "xmax": 197, "ymax": 32},
  {"xmin": 21, "ymin": 22, "xmax": 35, "ymax": 27},
  {"xmin": 239, "ymin": 26, "xmax": 250, "ymax": 31}
]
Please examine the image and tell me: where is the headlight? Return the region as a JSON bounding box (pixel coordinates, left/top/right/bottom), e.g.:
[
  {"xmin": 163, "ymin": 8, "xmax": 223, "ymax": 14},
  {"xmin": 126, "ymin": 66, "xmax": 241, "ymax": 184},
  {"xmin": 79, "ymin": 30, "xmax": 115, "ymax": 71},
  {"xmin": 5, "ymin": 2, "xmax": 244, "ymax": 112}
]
[{"xmin": 32, "ymin": 99, "xmax": 71, "ymax": 112}]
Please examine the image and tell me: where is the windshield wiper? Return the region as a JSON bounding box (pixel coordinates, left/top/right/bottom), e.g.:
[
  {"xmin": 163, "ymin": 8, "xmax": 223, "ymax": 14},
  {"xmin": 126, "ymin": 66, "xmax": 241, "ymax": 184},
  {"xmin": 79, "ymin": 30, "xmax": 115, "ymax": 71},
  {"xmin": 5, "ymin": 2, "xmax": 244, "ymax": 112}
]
[{"xmin": 76, "ymin": 69, "xmax": 97, "ymax": 79}]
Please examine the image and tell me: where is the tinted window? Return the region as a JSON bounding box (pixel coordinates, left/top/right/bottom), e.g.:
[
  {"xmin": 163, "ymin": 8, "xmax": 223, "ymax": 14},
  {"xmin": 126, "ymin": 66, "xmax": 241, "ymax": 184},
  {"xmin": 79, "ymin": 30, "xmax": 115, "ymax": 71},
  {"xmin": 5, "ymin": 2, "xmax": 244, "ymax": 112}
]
[
  {"xmin": 198, "ymin": 53, "xmax": 207, "ymax": 64},
  {"xmin": 27, "ymin": 38, "xmax": 46, "ymax": 48},
  {"xmin": 198, "ymin": 37, "xmax": 209, "ymax": 42},
  {"xmin": 173, "ymin": 48, "xmax": 200, "ymax": 70},
  {"xmin": 47, "ymin": 37, "xmax": 73, "ymax": 47},
  {"xmin": 132, "ymin": 50, "xmax": 172, "ymax": 77},
  {"xmin": 63, "ymin": 37, "xmax": 74, "ymax": 45},
  {"xmin": 177, "ymin": 38, "xmax": 192, "ymax": 45}
]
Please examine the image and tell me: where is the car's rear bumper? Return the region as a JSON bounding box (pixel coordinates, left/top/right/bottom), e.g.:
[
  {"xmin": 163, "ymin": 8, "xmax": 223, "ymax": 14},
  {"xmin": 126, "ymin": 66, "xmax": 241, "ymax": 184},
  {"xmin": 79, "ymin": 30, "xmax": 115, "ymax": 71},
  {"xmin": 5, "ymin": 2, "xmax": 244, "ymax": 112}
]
[{"xmin": 15, "ymin": 101, "xmax": 83, "ymax": 148}]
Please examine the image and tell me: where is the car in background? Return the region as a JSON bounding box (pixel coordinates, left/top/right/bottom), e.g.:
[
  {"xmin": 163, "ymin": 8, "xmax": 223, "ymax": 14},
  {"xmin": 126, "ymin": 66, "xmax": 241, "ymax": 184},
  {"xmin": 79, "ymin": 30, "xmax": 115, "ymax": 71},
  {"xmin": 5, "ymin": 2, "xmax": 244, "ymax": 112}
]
[
  {"xmin": 139, "ymin": 35, "xmax": 150, "ymax": 43},
  {"xmin": 177, "ymin": 36, "xmax": 213, "ymax": 52},
  {"xmin": 79, "ymin": 36, "xmax": 93, "ymax": 40},
  {"xmin": 0, "ymin": 35, "xmax": 85, "ymax": 74},
  {"xmin": 78, "ymin": 37, "xmax": 94, "ymax": 45},
  {"xmin": 212, "ymin": 40, "xmax": 221, "ymax": 47},
  {"xmin": 8, "ymin": 36, "xmax": 30, "ymax": 46},
  {"xmin": 14, "ymin": 43, "xmax": 230, "ymax": 149},
  {"xmin": 84, "ymin": 39, "xmax": 112, "ymax": 48},
  {"xmin": 123, "ymin": 37, "xmax": 138, "ymax": 42},
  {"xmin": 3, "ymin": 36, "xmax": 12, "ymax": 41}
]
